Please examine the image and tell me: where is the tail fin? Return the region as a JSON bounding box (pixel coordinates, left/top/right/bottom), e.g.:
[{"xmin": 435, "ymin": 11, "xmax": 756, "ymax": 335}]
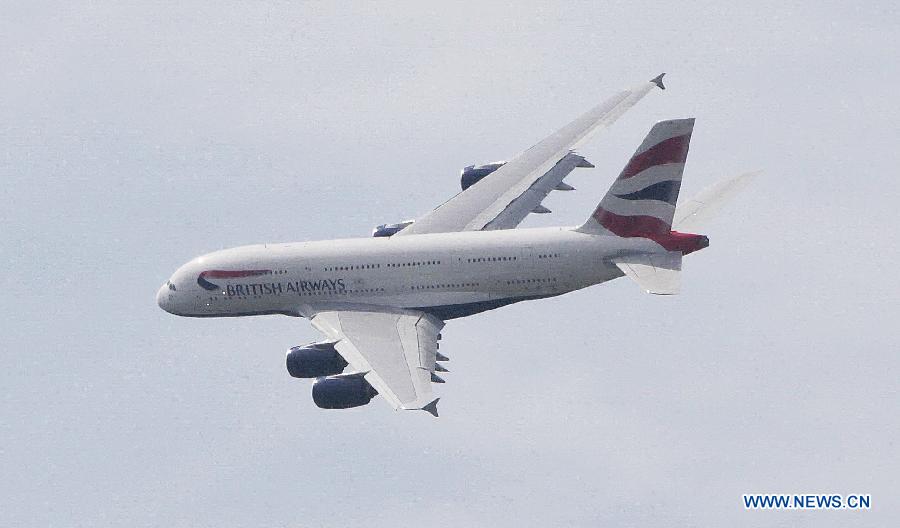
[{"xmin": 577, "ymin": 118, "xmax": 695, "ymax": 236}]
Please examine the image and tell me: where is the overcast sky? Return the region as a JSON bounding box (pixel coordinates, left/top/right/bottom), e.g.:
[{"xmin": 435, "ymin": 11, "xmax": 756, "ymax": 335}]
[{"xmin": 2, "ymin": 1, "xmax": 898, "ymax": 526}]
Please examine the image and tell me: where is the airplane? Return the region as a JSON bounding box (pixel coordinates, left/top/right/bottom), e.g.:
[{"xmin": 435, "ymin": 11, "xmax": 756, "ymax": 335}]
[{"xmin": 157, "ymin": 73, "xmax": 742, "ymax": 417}]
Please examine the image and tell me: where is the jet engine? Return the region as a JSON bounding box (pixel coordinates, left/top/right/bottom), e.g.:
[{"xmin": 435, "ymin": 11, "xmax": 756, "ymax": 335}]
[
  {"xmin": 312, "ymin": 374, "xmax": 378, "ymax": 409},
  {"xmin": 372, "ymin": 220, "xmax": 414, "ymax": 237},
  {"xmin": 285, "ymin": 342, "xmax": 348, "ymax": 378},
  {"xmin": 460, "ymin": 161, "xmax": 506, "ymax": 190}
]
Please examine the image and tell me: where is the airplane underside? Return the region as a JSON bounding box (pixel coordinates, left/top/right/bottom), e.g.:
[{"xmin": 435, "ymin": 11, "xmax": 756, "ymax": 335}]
[{"xmin": 412, "ymin": 293, "xmax": 558, "ymax": 320}]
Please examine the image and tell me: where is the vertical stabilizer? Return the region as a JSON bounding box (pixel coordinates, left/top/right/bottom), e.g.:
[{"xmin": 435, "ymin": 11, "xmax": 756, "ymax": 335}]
[{"xmin": 577, "ymin": 118, "xmax": 694, "ymax": 236}]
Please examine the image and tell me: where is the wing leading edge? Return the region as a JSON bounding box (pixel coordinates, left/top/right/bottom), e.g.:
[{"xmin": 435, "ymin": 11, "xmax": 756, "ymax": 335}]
[{"xmin": 398, "ymin": 74, "xmax": 666, "ymax": 236}]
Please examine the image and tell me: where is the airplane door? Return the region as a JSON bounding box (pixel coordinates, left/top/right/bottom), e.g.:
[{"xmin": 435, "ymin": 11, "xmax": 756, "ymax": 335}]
[
  {"xmin": 524, "ymin": 245, "xmax": 551, "ymax": 289},
  {"xmin": 521, "ymin": 246, "xmax": 534, "ymax": 268}
]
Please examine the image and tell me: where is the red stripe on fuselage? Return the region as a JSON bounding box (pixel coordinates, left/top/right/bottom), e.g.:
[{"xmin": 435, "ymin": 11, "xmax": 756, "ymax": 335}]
[
  {"xmin": 619, "ymin": 134, "xmax": 691, "ymax": 179},
  {"xmin": 200, "ymin": 270, "xmax": 271, "ymax": 279}
]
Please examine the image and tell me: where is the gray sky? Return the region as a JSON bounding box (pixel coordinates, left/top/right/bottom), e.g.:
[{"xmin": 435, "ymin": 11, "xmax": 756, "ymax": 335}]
[{"xmin": 2, "ymin": 1, "xmax": 898, "ymax": 526}]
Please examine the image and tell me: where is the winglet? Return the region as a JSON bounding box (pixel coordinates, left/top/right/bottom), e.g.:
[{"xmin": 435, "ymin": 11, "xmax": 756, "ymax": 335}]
[
  {"xmin": 650, "ymin": 73, "xmax": 666, "ymax": 90},
  {"xmin": 422, "ymin": 398, "xmax": 440, "ymax": 417}
]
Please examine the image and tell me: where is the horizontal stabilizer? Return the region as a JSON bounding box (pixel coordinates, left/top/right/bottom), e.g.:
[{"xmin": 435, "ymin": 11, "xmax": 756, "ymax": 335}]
[
  {"xmin": 673, "ymin": 171, "xmax": 758, "ymax": 231},
  {"xmin": 555, "ymin": 182, "xmax": 575, "ymax": 191},
  {"xmin": 532, "ymin": 205, "xmax": 551, "ymax": 214},
  {"xmin": 613, "ymin": 251, "xmax": 682, "ymax": 295}
]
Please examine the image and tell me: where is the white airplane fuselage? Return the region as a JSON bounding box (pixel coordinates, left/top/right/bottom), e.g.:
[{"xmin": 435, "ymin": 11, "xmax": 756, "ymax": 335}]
[
  {"xmin": 151, "ymin": 77, "xmax": 727, "ymax": 415},
  {"xmin": 156, "ymin": 227, "xmax": 659, "ymax": 320}
]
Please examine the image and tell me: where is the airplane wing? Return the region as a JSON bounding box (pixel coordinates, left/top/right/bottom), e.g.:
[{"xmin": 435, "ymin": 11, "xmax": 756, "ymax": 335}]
[
  {"xmin": 397, "ymin": 74, "xmax": 666, "ymax": 236},
  {"xmin": 310, "ymin": 309, "xmax": 445, "ymax": 416}
]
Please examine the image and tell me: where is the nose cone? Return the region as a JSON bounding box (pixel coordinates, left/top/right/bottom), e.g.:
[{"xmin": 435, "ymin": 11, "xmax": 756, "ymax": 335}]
[{"xmin": 157, "ymin": 284, "xmax": 174, "ymax": 314}]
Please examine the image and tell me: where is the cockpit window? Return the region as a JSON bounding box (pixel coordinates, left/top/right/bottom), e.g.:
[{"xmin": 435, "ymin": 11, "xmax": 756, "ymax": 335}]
[{"xmin": 166, "ymin": 281, "xmax": 176, "ymax": 291}]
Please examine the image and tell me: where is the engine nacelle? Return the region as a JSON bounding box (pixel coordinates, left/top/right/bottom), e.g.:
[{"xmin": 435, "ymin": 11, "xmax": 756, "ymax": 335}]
[
  {"xmin": 460, "ymin": 161, "xmax": 506, "ymax": 190},
  {"xmin": 285, "ymin": 342, "xmax": 348, "ymax": 378},
  {"xmin": 372, "ymin": 220, "xmax": 414, "ymax": 237},
  {"xmin": 312, "ymin": 374, "xmax": 378, "ymax": 409}
]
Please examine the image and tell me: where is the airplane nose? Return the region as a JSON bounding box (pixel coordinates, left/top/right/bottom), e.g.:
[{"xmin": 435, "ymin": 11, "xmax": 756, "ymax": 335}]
[{"xmin": 157, "ymin": 284, "xmax": 172, "ymax": 313}]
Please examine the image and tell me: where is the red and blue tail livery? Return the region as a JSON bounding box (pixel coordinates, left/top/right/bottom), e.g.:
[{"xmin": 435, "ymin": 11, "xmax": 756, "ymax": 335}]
[
  {"xmin": 585, "ymin": 118, "xmax": 693, "ymax": 235},
  {"xmin": 578, "ymin": 118, "xmax": 708, "ymax": 255}
]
